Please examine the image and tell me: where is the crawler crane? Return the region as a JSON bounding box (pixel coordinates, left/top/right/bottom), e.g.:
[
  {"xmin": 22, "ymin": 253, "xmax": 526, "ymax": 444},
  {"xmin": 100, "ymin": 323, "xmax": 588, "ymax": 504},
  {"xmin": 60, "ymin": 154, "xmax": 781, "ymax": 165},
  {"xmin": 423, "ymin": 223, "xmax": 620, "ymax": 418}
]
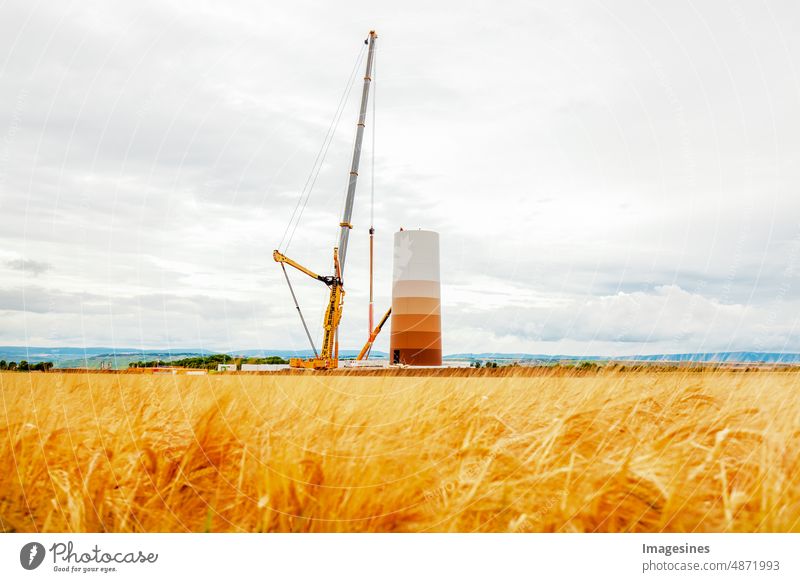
[{"xmin": 274, "ymin": 31, "xmax": 388, "ymax": 369}]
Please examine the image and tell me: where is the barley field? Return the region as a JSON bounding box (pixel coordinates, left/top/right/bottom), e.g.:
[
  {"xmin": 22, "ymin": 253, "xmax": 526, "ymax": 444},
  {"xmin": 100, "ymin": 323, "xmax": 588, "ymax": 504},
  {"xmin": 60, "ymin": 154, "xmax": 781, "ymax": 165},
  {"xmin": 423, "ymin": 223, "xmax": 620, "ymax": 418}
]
[{"xmin": 1, "ymin": 368, "xmax": 799, "ymax": 533}]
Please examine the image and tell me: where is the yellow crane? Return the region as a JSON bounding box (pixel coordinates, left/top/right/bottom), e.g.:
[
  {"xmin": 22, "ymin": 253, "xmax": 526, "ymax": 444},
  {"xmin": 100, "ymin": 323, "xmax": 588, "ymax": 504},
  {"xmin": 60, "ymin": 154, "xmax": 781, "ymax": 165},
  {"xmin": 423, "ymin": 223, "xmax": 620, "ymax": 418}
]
[{"xmin": 274, "ymin": 31, "xmax": 379, "ymax": 370}]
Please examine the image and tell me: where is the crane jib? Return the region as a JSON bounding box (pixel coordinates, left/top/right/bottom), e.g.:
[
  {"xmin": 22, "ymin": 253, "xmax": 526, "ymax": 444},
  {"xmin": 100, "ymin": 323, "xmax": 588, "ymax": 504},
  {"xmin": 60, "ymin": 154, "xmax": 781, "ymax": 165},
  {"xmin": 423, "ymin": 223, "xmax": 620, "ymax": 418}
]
[{"xmin": 337, "ymin": 31, "xmax": 377, "ymax": 279}]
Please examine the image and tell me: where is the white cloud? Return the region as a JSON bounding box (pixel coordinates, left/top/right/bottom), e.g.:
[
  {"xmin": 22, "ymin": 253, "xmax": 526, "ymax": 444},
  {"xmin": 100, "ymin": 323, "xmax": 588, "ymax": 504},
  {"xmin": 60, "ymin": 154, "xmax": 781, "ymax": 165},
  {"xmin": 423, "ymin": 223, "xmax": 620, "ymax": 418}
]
[
  {"xmin": 446, "ymin": 285, "xmax": 800, "ymax": 355},
  {"xmin": 6, "ymin": 259, "xmax": 52, "ymax": 276}
]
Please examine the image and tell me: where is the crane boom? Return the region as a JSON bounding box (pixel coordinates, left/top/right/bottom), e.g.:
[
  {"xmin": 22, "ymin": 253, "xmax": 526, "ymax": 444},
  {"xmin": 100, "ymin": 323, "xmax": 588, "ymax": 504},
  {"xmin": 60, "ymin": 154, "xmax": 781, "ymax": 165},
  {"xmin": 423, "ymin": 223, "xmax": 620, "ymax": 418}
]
[
  {"xmin": 356, "ymin": 306, "xmax": 391, "ymax": 361},
  {"xmin": 338, "ymin": 30, "xmax": 377, "ymax": 278}
]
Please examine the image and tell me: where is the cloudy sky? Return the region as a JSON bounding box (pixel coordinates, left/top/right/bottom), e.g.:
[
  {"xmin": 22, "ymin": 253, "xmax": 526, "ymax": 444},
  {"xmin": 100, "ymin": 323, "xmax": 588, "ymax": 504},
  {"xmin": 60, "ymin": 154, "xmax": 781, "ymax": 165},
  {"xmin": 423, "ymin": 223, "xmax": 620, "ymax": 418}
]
[{"xmin": 1, "ymin": 0, "xmax": 799, "ymax": 356}]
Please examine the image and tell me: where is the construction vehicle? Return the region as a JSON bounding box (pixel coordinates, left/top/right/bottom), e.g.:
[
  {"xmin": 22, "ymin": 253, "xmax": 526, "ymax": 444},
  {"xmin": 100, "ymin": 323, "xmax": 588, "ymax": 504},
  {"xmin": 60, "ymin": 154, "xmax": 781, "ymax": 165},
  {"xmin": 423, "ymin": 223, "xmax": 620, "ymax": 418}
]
[{"xmin": 274, "ymin": 31, "xmax": 387, "ymax": 370}]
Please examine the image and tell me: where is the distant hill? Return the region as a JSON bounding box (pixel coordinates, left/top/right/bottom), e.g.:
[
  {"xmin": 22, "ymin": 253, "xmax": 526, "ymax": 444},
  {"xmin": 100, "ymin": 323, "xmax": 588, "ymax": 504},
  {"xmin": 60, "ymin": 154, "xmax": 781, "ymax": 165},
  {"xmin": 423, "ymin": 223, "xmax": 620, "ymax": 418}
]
[
  {"xmin": 0, "ymin": 346, "xmax": 216, "ymax": 369},
  {"xmin": 229, "ymin": 349, "xmax": 388, "ymax": 360},
  {"xmin": 444, "ymin": 352, "xmax": 800, "ymax": 364},
  {"xmin": 1, "ymin": 346, "xmax": 798, "ymax": 369},
  {"xmin": 615, "ymin": 352, "xmax": 800, "ymax": 364},
  {"xmin": 0, "ymin": 346, "xmax": 387, "ymax": 369},
  {"xmin": 444, "ymin": 353, "xmax": 606, "ymax": 361},
  {"xmin": 0, "ymin": 346, "xmax": 215, "ymax": 360}
]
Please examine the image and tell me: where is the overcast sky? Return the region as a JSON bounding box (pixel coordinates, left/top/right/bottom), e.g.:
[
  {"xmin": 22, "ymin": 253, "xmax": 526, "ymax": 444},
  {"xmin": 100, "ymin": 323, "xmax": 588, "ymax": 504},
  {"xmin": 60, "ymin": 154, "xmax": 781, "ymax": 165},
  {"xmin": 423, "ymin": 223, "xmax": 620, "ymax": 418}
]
[{"xmin": 1, "ymin": 0, "xmax": 799, "ymax": 356}]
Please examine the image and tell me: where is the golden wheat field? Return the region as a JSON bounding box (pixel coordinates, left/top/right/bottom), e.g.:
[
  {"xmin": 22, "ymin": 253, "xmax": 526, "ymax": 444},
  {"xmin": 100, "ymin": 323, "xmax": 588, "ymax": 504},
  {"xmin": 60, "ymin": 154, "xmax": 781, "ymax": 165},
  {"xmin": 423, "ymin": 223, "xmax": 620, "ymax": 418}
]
[{"xmin": 1, "ymin": 368, "xmax": 799, "ymax": 533}]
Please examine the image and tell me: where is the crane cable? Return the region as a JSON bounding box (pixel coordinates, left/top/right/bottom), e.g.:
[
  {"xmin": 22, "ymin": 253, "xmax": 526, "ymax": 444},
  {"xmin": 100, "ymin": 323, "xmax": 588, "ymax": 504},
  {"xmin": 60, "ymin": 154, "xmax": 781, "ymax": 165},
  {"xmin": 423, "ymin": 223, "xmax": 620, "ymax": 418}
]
[
  {"xmin": 278, "ymin": 43, "xmax": 367, "ymax": 253},
  {"xmin": 280, "ymin": 263, "xmax": 318, "ymax": 357},
  {"xmin": 371, "ymin": 44, "xmax": 376, "ymax": 229},
  {"xmin": 275, "ymin": 42, "xmax": 365, "ymax": 354},
  {"xmin": 367, "ymin": 45, "xmax": 377, "ymax": 353}
]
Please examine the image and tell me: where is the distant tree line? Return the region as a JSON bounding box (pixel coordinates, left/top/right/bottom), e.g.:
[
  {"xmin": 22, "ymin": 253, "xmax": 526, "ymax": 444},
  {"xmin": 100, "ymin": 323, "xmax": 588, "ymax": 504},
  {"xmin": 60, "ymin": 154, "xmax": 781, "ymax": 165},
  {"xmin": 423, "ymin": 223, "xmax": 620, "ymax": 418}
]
[
  {"xmin": 128, "ymin": 354, "xmax": 288, "ymax": 370},
  {"xmin": 0, "ymin": 360, "xmax": 54, "ymax": 371},
  {"xmin": 471, "ymin": 360, "xmax": 499, "ymax": 368}
]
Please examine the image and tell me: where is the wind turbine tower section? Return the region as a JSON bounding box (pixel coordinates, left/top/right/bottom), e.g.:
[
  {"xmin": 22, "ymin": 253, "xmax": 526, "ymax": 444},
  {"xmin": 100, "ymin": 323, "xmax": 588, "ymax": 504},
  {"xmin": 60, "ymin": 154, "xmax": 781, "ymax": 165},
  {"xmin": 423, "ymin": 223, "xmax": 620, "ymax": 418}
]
[{"xmin": 390, "ymin": 229, "xmax": 442, "ymax": 366}]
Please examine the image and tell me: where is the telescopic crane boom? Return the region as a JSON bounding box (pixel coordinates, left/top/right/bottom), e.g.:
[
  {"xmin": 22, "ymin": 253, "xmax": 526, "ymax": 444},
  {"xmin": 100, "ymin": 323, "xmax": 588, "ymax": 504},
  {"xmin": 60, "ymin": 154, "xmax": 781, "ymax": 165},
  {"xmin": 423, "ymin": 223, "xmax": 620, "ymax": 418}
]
[
  {"xmin": 274, "ymin": 31, "xmax": 378, "ymax": 370},
  {"xmin": 356, "ymin": 306, "xmax": 391, "ymax": 361}
]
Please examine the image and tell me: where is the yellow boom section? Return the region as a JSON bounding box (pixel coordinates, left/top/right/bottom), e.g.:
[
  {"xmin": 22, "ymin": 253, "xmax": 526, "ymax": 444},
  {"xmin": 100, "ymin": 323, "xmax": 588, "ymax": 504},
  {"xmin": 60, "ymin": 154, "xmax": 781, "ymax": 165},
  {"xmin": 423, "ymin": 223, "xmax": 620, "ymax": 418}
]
[{"xmin": 273, "ymin": 250, "xmax": 322, "ymax": 281}]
